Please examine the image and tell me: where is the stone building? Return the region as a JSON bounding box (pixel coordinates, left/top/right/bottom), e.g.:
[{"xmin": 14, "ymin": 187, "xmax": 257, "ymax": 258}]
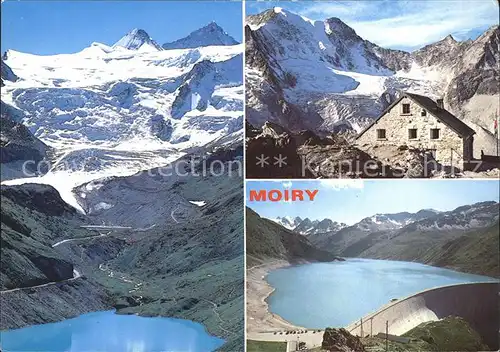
[{"xmin": 356, "ymin": 92, "xmax": 475, "ymax": 167}]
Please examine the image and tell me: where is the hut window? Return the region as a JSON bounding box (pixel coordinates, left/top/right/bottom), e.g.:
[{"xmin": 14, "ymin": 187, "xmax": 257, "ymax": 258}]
[
  {"xmin": 408, "ymin": 129, "xmax": 417, "ymax": 139},
  {"xmin": 402, "ymin": 103, "xmax": 411, "ymax": 114},
  {"xmin": 430, "ymin": 129, "xmax": 440, "ymax": 139}
]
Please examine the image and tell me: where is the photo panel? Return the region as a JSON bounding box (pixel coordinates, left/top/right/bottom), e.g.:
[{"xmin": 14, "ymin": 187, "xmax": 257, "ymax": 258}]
[
  {"xmin": 244, "ymin": 0, "xmax": 500, "ymax": 179},
  {"xmin": 245, "ymin": 179, "xmax": 500, "ymax": 351},
  {"xmin": 1, "ymin": 1, "xmax": 244, "ymax": 351}
]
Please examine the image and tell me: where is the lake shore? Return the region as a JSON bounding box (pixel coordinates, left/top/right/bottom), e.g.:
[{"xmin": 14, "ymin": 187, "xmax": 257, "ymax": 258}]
[{"xmin": 246, "ymin": 260, "xmax": 304, "ymax": 334}]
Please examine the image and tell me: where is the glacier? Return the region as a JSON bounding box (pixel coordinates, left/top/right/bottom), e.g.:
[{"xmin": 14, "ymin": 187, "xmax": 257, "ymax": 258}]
[{"xmin": 1, "ymin": 28, "xmax": 243, "ymax": 211}]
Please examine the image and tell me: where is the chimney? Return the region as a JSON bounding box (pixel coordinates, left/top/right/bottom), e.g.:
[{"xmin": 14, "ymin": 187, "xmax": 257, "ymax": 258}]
[{"xmin": 436, "ymin": 98, "xmax": 444, "ymax": 110}]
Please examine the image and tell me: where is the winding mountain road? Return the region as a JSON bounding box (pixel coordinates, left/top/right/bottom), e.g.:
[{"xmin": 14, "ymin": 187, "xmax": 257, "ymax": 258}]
[
  {"xmin": 0, "ymin": 268, "xmax": 82, "ymax": 294},
  {"xmin": 52, "ymin": 233, "xmax": 108, "ymax": 248},
  {"xmin": 1, "ymin": 227, "xmax": 131, "ymax": 294}
]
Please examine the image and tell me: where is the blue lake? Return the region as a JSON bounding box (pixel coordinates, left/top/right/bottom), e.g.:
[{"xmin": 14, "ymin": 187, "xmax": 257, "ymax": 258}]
[
  {"xmin": 0, "ymin": 310, "xmax": 225, "ymax": 352},
  {"xmin": 266, "ymin": 258, "xmax": 499, "ymax": 329}
]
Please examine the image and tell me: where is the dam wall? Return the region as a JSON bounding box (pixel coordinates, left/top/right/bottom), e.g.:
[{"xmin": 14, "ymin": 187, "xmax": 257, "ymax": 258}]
[{"xmin": 346, "ymin": 282, "xmax": 499, "ymax": 349}]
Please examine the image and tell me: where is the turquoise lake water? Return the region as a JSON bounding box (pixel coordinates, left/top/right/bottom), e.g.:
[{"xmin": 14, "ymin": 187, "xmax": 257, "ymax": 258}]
[
  {"xmin": 0, "ymin": 310, "xmax": 225, "ymax": 352},
  {"xmin": 266, "ymin": 258, "xmax": 499, "ymax": 329}
]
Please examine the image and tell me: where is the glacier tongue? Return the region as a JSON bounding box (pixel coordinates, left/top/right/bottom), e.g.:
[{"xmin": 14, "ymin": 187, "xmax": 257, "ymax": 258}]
[{"xmin": 1, "ymin": 37, "xmax": 243, "ymax": 211}]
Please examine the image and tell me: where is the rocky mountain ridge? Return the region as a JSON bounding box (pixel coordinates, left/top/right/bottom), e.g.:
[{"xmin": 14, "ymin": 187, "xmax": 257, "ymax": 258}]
[
  {"xmin": 270, "ymin": 216, "xmax": 348, "ymax": 235},
  {"xmin": 1, "ymin": 60, "xmax": 18, "ymax": 86},
  {"xmin": 306, "ymin": 200, "xmax": 499, "ymax": 277},
  {"xmin": 1, "ymin": 101, "xmax": 51, "ymax": 180},
  {"xmin": 112, "ymin": 23, "xmax": 239, "ymax": 52}
]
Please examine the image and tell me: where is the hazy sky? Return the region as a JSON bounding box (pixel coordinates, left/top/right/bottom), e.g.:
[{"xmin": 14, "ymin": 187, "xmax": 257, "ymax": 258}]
[
  {"xmin": 246, "ymin": 180, "xmax": 500, "ymax": 225},
  {"xmin": 246, "ymin": 0, "xmax": 499, "ymax": 51},
  {"xmin": 1, "ymin": 1, "xmax": 243, "ymax": 55}
]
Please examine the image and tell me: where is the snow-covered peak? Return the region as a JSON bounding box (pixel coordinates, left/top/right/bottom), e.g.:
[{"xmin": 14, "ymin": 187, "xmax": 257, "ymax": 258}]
[
  {"xmin": 162, "ymin": 22, "xmax": 238, "ymax": 50},
  {"xmin": 270, "ymin": 216, "xmax": 303, "ymax": 230},
  {"xmin": 292, "ymin": 217, "xmax": 347, "ymax": 235},
  {"xmin": 113, "ymin": 28, "xmax": 162, "ymax": 51}
]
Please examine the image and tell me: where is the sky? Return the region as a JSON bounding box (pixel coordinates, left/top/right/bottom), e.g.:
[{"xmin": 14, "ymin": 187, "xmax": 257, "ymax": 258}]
[
  {"xmin": 1, "ymin": 1, "xmax": 243, "ymax": 55},
  {"xmin": 246, "ymin": 0, "xmax": 499, "ymax": 51},
  {"xmin": 246, "ymin": 180, "xmax": 500, "ymax": 225}
]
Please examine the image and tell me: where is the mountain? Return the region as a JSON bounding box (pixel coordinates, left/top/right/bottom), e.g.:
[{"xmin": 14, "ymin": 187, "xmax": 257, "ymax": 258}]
[
  {"xmin": 246, "ymin": 207, "xmax": 340, "ymax": 267},
  {"xmin": 162, "ymin": 22, "xmax": 238, "ymax": 50},
  {"xmin": 1, "ymin": 28, "xmax": 242, "ymax": 207},
  {"xmin": 308, "ymin": 210, "xmax": 439, "ymax": 254},
  {"xmin": 246, "ymin": 8, "xmax": 499, "ymax": 157},
  {"xmin": 269, "ymin": 216, "xmax": 303, "ymax": 229},
  {"xmin": 112, "ymin": 28, "xmax": 162, "ymax": 51},
  {"xmin": 1, "ymin": 101, "xmax": 51, "ymax": 180},
  {"xmin": 308, "ymin": 201, "xmax": 499, "ymax": 276},
  {"xmin": 293, "ymin": 218, "xmax": 319, "ymax": 234}
]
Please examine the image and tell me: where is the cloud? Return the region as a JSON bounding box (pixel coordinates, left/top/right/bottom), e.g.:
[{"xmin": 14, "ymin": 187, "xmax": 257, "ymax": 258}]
[
  {"xmin": 350, "ymin": 1, "xmax": 498, "ymax": 49},
  {"xmin": 319, "ymin": 180, "xmax": 364, "ymax": 190},
  {"xmin": 282, "ymin": 181, "xmax": 293, "ymax": 189},
  {"xmin": 254, "ymin": 0, "xmax": 499, "ymax": 50}
]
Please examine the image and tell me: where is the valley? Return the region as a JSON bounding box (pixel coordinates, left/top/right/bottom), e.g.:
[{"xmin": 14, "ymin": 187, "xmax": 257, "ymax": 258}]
[{"xmin": 1, "ymin": 148, "xmax": 245, "ymax": 350}]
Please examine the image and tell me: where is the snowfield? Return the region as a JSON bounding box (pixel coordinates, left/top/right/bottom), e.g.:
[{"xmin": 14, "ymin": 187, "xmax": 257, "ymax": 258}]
[{"xmin": 1, "ymin": 32, "xmax": 243, "ymax": 211}]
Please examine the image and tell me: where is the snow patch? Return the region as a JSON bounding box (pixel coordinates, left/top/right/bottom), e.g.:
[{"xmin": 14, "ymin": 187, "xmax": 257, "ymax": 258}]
[{"xmin": 189, "ymin": 200, "xmax": 206, "ymax": 207}]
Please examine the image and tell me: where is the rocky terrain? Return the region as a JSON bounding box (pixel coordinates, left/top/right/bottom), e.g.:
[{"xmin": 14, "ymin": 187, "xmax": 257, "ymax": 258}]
[
  {"xmin": 245, "ymin": 7, "xmax": 499, "ymax": 173},
  {"xmin": 1, "ymin": 60, "xmax": 18, "ymax": 87},
  {"xmin": 248, "ymin": 316, "xmax": 491, "ymax": 352},
  {"xmin": 0, "ymin": 184, "xmax": 119, "ymax": 328},
  {"xmin": 312, "ymin": 316, "xmax": 490, "ymax": 352},
  {"xmin": 361, "ymin": 316, "xmax": 491, "ymax": 352},
  {"xmin": 246, "ymin": 122, "xmax": 438, "ymax": 178},
  {"xmin": 307, "ymin": 201, "xmax": 500, "ymax": 277},
  {"xmin": 269, "ymin": 216, "xmax": 303, "ymax": 230}
]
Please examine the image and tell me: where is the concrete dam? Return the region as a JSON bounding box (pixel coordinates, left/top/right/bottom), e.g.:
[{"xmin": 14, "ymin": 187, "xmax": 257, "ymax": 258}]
[{"xmin": 346, "ymin": 282, "xmax": 499, "ymax": 349}]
